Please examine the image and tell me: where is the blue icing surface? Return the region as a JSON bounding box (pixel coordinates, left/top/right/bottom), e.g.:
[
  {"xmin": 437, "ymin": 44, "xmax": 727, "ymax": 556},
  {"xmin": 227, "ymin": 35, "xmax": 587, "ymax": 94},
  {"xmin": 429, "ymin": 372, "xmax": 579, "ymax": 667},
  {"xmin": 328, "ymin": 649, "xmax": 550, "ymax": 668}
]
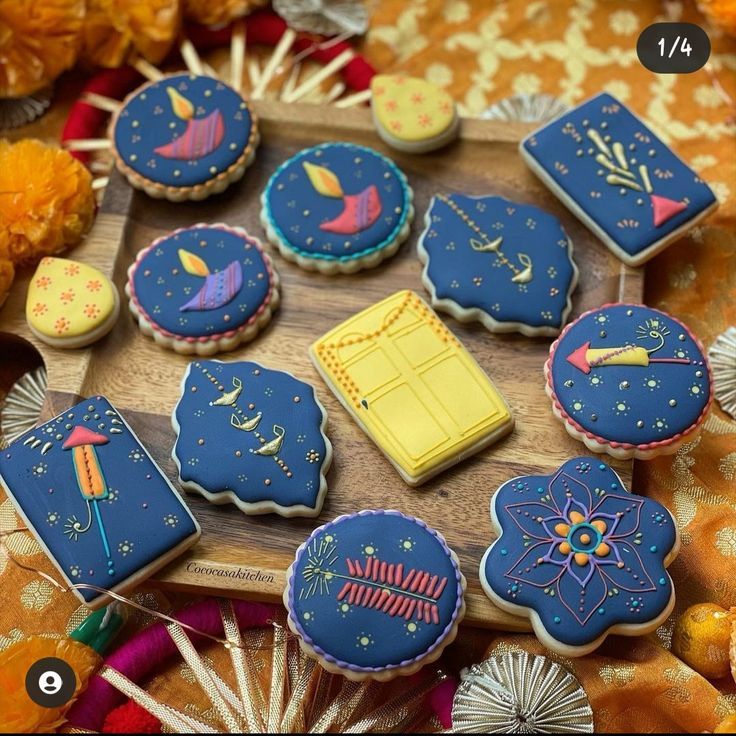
[
  {"xmin": 549, "ymin": 304, "xmax": 710, "ymax": 447},
  {"xmin": 130, "ymin": 225, "xmax": 274, "ymax": 340},
  {"xmin": 173, "ymin": 360, "xmax": 329, "ymax": 513},
  {"xmin": 289, "ymin": 511, "xmax": 463, "ymax": 671},
  {"xmin": 481, "ymin": 458, "xmax": 677, "ymax": 648},
  {"xmin": 0, "ymin": 397, "xmax": 198, "ymax": 604},
  {"xmin": 522, "ymin": 93, "xmax": 716, "ymax": 259},
  {"xmin": 113, "ymin": 73, "xmax": 253, "ymax": 187},
  {"xmin": 263, "ymin": 142, "xmax": 411, "ymax": 262},
  {"xmin": 420, "ymin": 194, "xmax": 577, "ymax": 331}
]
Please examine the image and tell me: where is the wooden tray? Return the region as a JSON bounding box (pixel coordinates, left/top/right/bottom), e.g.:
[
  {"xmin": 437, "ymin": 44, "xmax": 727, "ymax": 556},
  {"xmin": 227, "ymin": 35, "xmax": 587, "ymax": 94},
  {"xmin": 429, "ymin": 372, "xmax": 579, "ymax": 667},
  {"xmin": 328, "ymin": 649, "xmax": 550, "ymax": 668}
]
[{"xmin": 0, "ymin": 100, "xmax": 643, "ymax": 630}]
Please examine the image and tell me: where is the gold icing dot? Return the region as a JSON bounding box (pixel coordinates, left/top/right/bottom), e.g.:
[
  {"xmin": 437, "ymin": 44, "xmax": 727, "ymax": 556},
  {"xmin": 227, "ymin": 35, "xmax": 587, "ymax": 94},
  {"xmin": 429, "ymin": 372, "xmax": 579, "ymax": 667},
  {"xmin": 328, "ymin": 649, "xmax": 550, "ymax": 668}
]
[
  {"xmin": 235, "ymin": 450, "xmax": 242, "ymax": 457},
  {"xmin": 360, "ymin": 636, "xmax": 369, "ymax": 646}
]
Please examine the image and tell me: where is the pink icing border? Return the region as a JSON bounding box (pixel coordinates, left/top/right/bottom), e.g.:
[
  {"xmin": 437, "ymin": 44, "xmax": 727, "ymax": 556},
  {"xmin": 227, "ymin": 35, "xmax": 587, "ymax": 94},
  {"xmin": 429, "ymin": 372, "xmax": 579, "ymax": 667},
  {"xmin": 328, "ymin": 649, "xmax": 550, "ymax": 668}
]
[
  {"xmin": 545, "ymin": 302, "xmax": 714, "ymax": 451},
  {"xmin": 127, "ymin": 222, "xmax": 276, "ymax": 344}
]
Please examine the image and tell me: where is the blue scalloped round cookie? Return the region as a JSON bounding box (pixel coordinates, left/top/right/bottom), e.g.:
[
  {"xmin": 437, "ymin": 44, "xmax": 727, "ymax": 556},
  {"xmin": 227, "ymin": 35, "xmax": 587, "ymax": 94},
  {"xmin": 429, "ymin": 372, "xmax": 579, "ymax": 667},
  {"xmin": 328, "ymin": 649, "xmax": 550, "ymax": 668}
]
[
  {"xmin": 545, "ymin": 303, "xmax": 712, "ymax": 459},
  {"xmin": 480, "ymin": 458, "xmax": 679, "ymax": 656},
  {"xmin": 260, "ymin": 143, "xmax": 414, "ymax": 274},
  {"xmin": 111, "ymin": 73, "xmax": 258, "ymax": 200},
  {"xmin": 172, "ymin": 360, "xmax": 331, "ymax": 517},
  {"xmin": 284, "ymin": 510, "xmax": 466, "ymax": 681},
  {"xmin": 126, "ymin": 223, "xmax": 279, "ymax": 355},
  {"xmin": 418, "ymin": 193, "xmax": 578, "ymax": 336}
]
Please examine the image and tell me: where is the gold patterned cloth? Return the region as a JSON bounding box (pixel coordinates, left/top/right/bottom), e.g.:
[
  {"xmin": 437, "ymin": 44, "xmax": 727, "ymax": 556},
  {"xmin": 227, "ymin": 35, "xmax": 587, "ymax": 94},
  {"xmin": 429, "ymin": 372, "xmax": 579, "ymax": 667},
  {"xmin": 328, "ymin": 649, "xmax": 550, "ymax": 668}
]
[{"xmin": 1, "ymin": 1, "xmax": 736, "ymax": 733}]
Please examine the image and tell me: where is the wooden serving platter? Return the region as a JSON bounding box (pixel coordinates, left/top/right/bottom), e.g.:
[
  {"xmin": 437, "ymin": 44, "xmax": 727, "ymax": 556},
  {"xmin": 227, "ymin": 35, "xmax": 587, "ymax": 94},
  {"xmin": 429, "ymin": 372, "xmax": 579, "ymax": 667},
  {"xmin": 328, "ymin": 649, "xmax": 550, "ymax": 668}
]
[{"xmin": 0, "ymin": 100, "xmax": 643, "ymax": 630}]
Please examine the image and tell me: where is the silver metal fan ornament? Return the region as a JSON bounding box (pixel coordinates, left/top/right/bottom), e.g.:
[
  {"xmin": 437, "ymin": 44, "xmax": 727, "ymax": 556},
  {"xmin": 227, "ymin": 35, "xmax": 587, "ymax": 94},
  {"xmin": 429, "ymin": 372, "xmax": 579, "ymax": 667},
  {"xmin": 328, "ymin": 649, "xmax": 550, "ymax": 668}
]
[
  {"xmin": 0, "ymin": 88, "xmax": 52, "ymax": 130},
  {"xmin": 0, "ymin": 366, "xmax": 47, "ymax": 446},
  {"xmin": 709, "ymin": 327, "xmax": 736, "ymax": 420},
  {"xmin": 451, "ymin": 652, "xmax": 594, "ymax": 733},
  {"xmin": 273, "ymin": 0, "xmax": 369, "ymax": 36},
  {"xmin": 480, "ymin": 94, "xmax": 569, "ymax": 124}
]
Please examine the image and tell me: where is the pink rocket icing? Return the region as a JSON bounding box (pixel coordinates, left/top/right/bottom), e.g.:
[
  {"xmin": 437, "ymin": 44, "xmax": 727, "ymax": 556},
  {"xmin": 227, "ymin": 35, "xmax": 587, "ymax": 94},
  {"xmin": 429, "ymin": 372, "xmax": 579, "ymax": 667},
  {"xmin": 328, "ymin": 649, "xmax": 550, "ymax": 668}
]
[
  {"xmin": 63, "ymin": 425, "xmax": 109, "ymax": 450},
  {"xmin": 651, "ymin": 194, "xmax": 687, "ymax": 227}
]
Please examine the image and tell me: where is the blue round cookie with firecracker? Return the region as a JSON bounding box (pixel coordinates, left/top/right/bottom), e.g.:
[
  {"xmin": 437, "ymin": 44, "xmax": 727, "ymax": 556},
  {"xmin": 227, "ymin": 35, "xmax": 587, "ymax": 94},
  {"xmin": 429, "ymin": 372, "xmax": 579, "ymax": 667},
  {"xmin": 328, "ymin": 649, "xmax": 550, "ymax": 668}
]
[
  {"xmin": 260, "ymin": 142, "xmax": 414, "ymax": 274},
  {"xmin": 545, "ymin": 303, "xmax": 712, "ymax": 459},
  {"xmin": 418, "ymin": 193, "xmax": 578, "ymax": 336},
  {"xmin": 284, "ymin": 510, "xmax": 466, "ymax": 681},
  {"xmin": 480, "ymin": 458, "xmax": 679, "ymax": 657},
  {"xmin": 172, "ymin": 360, "xmax": 332, "ymax": 517},
  {"xmin": 126, "ymin": 223, "xmax": 279, "ymax": 355},
  {"xmin": 111, "ymin": 72, "xmax": 259, "ymax": 201}
]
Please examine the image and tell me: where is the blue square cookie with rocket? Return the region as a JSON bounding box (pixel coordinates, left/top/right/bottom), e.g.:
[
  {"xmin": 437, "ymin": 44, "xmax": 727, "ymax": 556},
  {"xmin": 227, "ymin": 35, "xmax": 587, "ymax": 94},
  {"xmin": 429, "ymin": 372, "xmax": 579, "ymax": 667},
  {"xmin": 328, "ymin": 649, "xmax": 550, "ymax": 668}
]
[
  {"xmin": 111, "ymin": 72, "xmax": 259, "ymax": 201},
  {"xmin": 479, "ymin": 458, "xmax": 679, "ymax": 657},
  {"xmin": 260, "ymin": 142, "xmax": 414, "ymax": 274},
  {"xmin": 0, "ymin": 396, "xmax": 200, "ymax": 609},
  {"xmin": 126, "ymin": 223, "xmax": 279, "ymax": 355},
  {"xmin": 521, "ymin": 93, "xmax": 718, "ymax": 266},
  {"xmin": 172, "ymin": 360, "xmax": 332, "ymax": 517},
  {"xmin": 418, "ymin": 194, "xmax": 578, "ymax": 336}
]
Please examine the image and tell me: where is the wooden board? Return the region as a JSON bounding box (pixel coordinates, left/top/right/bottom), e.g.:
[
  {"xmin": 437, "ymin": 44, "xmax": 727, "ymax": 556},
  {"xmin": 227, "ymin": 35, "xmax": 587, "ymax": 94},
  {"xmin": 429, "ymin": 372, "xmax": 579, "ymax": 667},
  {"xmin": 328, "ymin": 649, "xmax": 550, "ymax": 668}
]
[{"xmin": 0, "ymin": 100, "xmax": 643, "ymax": 630}]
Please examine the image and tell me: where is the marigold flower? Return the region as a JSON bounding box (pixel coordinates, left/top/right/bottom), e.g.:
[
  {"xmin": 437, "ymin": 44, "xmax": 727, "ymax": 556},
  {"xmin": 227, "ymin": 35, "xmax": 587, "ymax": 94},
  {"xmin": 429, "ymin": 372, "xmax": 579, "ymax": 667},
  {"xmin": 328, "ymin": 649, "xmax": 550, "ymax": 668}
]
[{"xmin": 182, "ymin": 0, "xmax": 266, "ymax": 27}]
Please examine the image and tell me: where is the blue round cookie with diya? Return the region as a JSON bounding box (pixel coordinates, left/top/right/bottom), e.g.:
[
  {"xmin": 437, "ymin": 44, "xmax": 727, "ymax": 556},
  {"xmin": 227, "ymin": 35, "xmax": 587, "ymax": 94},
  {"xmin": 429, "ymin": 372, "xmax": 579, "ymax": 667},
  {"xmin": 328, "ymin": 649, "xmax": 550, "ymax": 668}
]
[
  {"xmin": 260, "ymin": 142, "xmax": 414, "ymax": 274},
  {"xmin": 546, "ymin": 303, "xmax": 712, "ymax": 459},
  {"xmin": 418, "ymin": 194, "xmax": 578, "ymax": 336},
  {"xmin": 480, "ymin": 458, "xmax": 679, "ymax": 657},
  {"xmin": 284, "ymin": 510, "xmax": 466, "ymax": 680},
  {"xmin": 172, "ymin": 360, "xmax": 332, "ymax": 517},
  {"xmin": 111, "ymin": 73, "xmax": 258, "ymax": 200},
  {"xmin": 126, "ymin": 223, "xmax": 279, "ymax": 355}
]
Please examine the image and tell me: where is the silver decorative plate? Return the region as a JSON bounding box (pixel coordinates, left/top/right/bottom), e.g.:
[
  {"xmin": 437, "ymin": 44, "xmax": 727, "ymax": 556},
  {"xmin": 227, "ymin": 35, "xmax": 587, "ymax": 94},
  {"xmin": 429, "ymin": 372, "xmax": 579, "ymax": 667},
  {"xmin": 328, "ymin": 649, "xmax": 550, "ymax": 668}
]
[
  {"xmin": 0, "ymin": 366, "xmax": 48, "ymax": 447},
  {"xmin": 709, "ymin": 326, "xmax": 736, "ymax": 420},
  {"xmin": 0, "ymin": 88, "xmax": 52, "ymax": 130},
  {"xmin": 479, "ymin": 94, "xmax": 569, "ymax": 124}
]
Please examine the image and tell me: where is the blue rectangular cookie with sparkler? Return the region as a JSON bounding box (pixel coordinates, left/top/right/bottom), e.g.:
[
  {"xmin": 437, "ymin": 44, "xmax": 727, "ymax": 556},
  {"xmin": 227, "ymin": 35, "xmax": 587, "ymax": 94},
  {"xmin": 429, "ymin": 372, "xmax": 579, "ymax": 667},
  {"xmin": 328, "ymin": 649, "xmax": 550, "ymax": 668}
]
[
  {"xmin": 0, "ymin": 396, "xmax": 200, "ymax": 609},
  {"xmin": 521, "ymin": 93, "xmax": 718, "ymax": 266}
]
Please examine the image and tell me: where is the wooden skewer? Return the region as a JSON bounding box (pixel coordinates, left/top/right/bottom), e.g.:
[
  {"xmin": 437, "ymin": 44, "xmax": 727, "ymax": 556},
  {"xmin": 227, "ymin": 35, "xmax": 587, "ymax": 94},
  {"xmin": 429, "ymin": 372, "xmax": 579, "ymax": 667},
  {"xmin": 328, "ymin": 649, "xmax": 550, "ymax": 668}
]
[
  {"xmin": 247, "ymin": 57, "xmax": 261, "ymax": 89},
  {"xmin": 279, "ymin": 62, "xmax": 301, "ymax": 101},
  {"xmin": 131, "ymin": 57, "xmax": 164, "ymax": 81},
  {"xmin": 92, "ymin": 177, "xmax": 109, "ymax": 191},
  {"xmin": 335, "ymin": 89, "xmax": 372, "ymax": 109},
  {"xmin": 200, "ymin": 61, "xmax": 219, "ymax": 79},
  {"xmin": 252, "ymin": 28, "xmax": 297, "ymax": 100},
  {"xmin": 180, "ymin": 39, "xmax": 204, "ymax": 76},
  {"xmin": 63, "ymin": 139, "xmax": 113, "ymax": 152},
  {"xmin": 89, "ymin": 160, "xmax": 113, "ymax": 174},
  {"xmin": 282, "ymin": 49, "xmax": 354, "ymax": 104},
  {"xmin": 322, "ymin": 81, "xmax": 346, "ymax": 105},
  {"xmin": 230, "ymin": 20, "xmax": 246, "ymax": 92},
  {"xmin": 81, "ymin": 92, "xmax": 122, "ymax": 114}
]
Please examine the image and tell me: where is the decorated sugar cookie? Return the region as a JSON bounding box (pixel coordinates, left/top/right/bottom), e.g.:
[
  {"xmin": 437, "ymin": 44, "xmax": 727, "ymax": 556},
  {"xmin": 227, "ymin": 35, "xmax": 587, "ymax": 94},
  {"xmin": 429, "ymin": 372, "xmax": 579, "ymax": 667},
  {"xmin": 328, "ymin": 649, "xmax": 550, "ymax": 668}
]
[
  {"xmin": 370, "ymin": 74, "xmax": 459, "ymax": 154},
  {"xmin": 0, "ymin": 396, "xmax": 200, "ymax": 608},
  {"xmin": 418, "ymin": 194, "xmax": 578, "ymax": 336},
  {"xmin": 172, "ymin": 360, "xmax": 332, "ymax": 517},
  {"xmin": 260, "ymin": 143, "xmax": 414, "ymax": 274},
  {"xmin": 521, "ymin": 93, "xmax": 718, "ymax": 266},
  {"xmin": 26, "ymin": 257, "xmax": 119, "ymax": 349},
  {"xmin": 110, "ymin": 72, "xmax": 259, "ymax": 201},
  {"xmin": 310, "ymin": 290, "xmax": 514, "ymax": 485},
  {"xmin": 126, "ymin": 223, "xmax": 279, "ymax": 355},
  {"xmin": 480, "ymin": 458, "xmax": 679, "ymax": 657},
  {"xmin": 545, "ymin": 303, "xmax": 712, "ymax": 459},
  {"xmin": 284, "ymin": 509, "xmax": 466, "ymax": 681}
]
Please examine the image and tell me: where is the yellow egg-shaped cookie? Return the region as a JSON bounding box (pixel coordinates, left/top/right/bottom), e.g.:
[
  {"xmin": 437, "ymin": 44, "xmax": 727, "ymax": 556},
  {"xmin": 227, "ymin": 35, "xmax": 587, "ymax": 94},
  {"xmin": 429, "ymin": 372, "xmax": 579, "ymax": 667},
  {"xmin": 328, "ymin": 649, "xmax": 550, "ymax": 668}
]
[
  {"xmin": 370, "ymin": 74, "xmax": 459, "ymax": 154},
  {"xmin": 26, "ymin": 257, "xmax": 119, "ymax": 348}
]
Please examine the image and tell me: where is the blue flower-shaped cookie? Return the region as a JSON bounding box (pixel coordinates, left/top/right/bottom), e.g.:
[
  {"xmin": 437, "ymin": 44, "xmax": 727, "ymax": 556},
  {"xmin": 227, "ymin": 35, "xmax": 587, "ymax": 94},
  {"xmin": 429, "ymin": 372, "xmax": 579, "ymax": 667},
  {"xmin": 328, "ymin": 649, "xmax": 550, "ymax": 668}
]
[{"xmin": 480, "ymin": 458, "xmax": 679, "ymax": 656}]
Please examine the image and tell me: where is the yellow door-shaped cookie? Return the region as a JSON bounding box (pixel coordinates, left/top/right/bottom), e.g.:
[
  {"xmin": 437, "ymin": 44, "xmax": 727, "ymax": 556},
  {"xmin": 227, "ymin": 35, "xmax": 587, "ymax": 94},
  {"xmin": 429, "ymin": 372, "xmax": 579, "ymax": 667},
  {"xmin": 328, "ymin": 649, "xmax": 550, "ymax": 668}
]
[{"xmin": 311, "ymin": 290, "xmax": 513, "ymax": 485}]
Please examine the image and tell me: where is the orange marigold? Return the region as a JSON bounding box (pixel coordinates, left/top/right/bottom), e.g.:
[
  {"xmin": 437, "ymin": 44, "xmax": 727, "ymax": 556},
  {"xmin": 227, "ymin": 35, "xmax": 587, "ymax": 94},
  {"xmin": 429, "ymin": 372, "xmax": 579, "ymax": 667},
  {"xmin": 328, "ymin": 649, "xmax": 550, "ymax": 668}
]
[
  {"xmin": 183, "ymin": 0, "xmax": 267, "ymax": 27},
  {"xmin": 699, "ymin": 0, "xmax": 736, "ymax": 36},
  {"xmin": 81, "ymin": 0, "xmax": 181, "ymax": 68},
  {"xmin": 0, "ymin": 258, "xmax": 14, "ymax": 307},
  {"xmin": 0, "ymin": 139, "xmax": 95, "ymax": 267},
  {"xmin": 0, "ymin": 0, "xmax": 84, "ymax": 97}
]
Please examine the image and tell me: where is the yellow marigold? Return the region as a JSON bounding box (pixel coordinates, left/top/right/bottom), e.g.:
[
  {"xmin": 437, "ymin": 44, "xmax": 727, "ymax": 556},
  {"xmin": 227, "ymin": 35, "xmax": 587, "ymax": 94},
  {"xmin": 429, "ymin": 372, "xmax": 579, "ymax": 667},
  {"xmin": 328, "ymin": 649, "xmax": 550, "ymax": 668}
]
[
  {"xmin": 0, "ymin": 635, "xmax": 100, "ymax": 733},
  {"xmin": 699, "ymin": 0, "xmax": 736, "ymax": 36},
  {"xmin": 81, "ymin": 0, "xmax": 181, "ymax": 68},
  {"xmin": 0, "ymin": 258, "xmax": 14, "ymax": 307},
  {"xmin": 0, "ymin": 139, "xmax": 95, "ymax": 267},
  {"xmin": 0, "ymin": 0, "xmax": 84, "ymax": 98},
  {"xmin": 183, "ymin": 0, "xmax": 267, "ymax": 27}
]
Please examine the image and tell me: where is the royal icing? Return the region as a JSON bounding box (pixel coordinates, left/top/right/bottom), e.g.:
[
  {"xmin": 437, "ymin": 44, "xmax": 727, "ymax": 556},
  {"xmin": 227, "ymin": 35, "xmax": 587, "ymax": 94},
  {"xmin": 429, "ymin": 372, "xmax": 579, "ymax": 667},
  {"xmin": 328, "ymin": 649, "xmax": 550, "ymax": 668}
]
[
  {"xmin": 262, "ymin": 142, "xmax": 412, "ymax": 264},
  {"xmin": 418, "ymin": 194, "xmax": 578, "ymax": 335},
  {"xmin": 370, "ymin": 74, "xmax": 456, "ymax": 143},
  {"xmin": 0, "ymin": 397, "xmax": 200, "ymax": 606},
  {"xmin": 127, "ymin": 224, "xmax": 276, "ymax": 344},
  {"xmin": 286, "ymin": 510, "xmax": 464, "ymax": 674},
  {"xmin": 310, "ymin": 290, "xmax": 514, "ymax": 485},
  {"xmin": 112, "ymin": 73, "xmax": 255, "ymax": 188},
  {"xmin": 546, "ymin": 304, "xmax": 712, "ymax": 452},
  {"xmin": 172, "ymin": 360, "xmax": 331, "ymax": 516},
  {"xmin": 26, "ymin": 257, "xmax": 117, "ymax": 340},
  {"xmin": 480, "ymin": 458, "xmax": 678, "ymax": 652},
  {"xmin": 521, "ymin": 93, "xmax": 717, "ymax": 265}
]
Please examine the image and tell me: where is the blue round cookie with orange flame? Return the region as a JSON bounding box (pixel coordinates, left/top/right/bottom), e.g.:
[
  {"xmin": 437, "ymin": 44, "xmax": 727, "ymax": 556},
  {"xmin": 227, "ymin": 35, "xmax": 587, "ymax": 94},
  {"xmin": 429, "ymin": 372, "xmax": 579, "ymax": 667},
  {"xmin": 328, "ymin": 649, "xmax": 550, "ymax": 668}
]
[{"xmin": 260, "ymin": 143, "xmax": 414, "ymax": 274}]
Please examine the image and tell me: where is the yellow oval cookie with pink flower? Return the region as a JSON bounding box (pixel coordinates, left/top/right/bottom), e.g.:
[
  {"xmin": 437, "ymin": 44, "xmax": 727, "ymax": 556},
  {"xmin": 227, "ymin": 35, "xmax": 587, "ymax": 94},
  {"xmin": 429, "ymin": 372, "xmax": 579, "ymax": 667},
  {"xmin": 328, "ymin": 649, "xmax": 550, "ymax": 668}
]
[
  {"xmin": 26, "ymin": 257, "xmax": 119, "ymax": 348},
  {"xmin": 370, "ymin": 74, "xmax": 459, "ymax": 153}
]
